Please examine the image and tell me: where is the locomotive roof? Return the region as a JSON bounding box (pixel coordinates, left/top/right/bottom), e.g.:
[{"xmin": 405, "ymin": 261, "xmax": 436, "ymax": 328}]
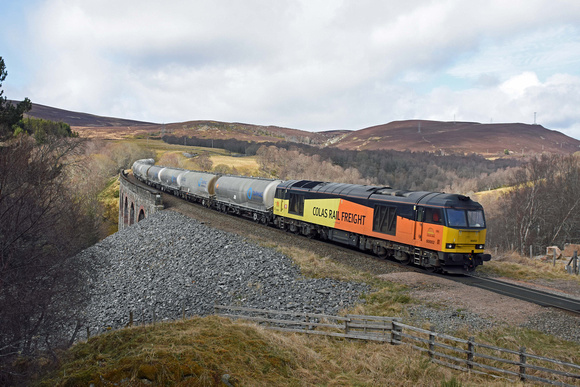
[{"xmin": 279, "ymin": 180, "xmax": 482, "ymax": 209}]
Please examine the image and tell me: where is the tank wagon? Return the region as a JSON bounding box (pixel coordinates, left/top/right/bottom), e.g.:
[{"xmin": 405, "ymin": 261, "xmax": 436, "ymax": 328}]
[
  {"xmin": 178, "ymin": 171, "xmax": 219, "ymax": 206},
  {"xmin": 130, "ymin": 159, "xmax": 491, "ymax": 273},
  {"xmin": 214, "ymin": 176, "xmax": 282, "ymax": 223},
  {"xmin": 132, "ymin": 158, "xmax": 154, "ymax": 181}
]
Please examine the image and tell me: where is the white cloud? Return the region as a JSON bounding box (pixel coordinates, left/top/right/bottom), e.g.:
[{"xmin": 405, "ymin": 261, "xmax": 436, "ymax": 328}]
[
  {"xmin": 499, "ymin": 72, "xmax": 541, "ymax": 99},
  {"xmin": 1, "ymin": 0, "xmax": 579, "ymax": 140}
]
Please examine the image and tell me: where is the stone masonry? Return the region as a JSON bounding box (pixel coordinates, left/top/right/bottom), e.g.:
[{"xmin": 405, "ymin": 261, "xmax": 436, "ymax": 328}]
[{"xmin": 118, "ymin": 170, "xmax": 164, "ymax": 231}]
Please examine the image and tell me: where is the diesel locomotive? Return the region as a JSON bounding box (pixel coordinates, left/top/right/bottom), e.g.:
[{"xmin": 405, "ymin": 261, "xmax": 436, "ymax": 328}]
[{"xmin": 132, "ymin": 159, "xmax": 491, "ymax": 273}]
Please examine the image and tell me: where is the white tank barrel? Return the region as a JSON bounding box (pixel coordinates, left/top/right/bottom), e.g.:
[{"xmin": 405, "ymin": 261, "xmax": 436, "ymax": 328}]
[
  {"xmin": 159, "ymin": 167, "xmax": 184, "ymax": 190},
  {"xmin": 215, "ymin": 176, "xmax": 281, "ymax": 211},
  {"xmin": 132, "ymin": 159, "xmax": 155, "ymax": 180},
  {"xmin": 178, "ymin": 171, "xmax": 219, "ymax": 198},
  {"xmin": 146, "ymin": 165, "xmax": 165, "ymax": 184}
]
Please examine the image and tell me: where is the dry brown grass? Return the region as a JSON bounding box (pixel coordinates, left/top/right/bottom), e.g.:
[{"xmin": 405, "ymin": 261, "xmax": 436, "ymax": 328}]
[
  {"xmin": 477, "ymin": 251, "xmax": 580, "ymax": 283},
  {"xmin": 39, "ymin": 316, "xmax": 515, "ymax": 387},
  {"xmin": 273, "ymin": 245, "xmax": 368, "ymax": 282},
  {"xmin": 210, "ymin": 154, "xmax": 260, "ymax": 175}
]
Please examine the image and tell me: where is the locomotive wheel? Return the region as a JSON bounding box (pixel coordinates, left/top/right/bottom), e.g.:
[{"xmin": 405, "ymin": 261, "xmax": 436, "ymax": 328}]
[
  {"xmin": 395, "ymin": 251, "xmax": 411, "ymax": 265},
  {"xmin": 376, "ymin": 247, "xmax": 388, "ymax": 259},
  {"xmin": 253, "ymin": 213, "xmax": 259, "ymax": 222}
]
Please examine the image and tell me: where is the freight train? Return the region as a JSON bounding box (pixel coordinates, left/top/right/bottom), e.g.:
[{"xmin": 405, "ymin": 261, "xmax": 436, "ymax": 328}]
[{"xmin": 132, "ymin": 159, "xmax": 491, "ymax": 273}]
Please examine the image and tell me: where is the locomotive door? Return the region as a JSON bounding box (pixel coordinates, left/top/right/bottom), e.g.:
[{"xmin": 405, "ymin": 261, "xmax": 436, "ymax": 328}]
[{"xmin": 414, "ymin": 206, "xmax": 425, "ymax": 243}]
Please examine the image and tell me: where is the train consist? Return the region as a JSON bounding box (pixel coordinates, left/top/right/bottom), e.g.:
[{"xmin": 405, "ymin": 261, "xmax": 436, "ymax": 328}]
[{"xmin": 132, "ymin": 159, "xmax": 491, "ymax": 273}]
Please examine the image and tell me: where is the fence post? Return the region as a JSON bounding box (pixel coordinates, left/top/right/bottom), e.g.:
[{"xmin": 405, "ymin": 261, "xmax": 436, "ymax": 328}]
[
  {"xmin": 428, "ymin": 333, "xmax": 435, "ymax": 359},
  {"xmin": 553, "ymin": 250, "xmax": 557, "ymax": 267},
  {"xmin": 86, "ymin": 326, "xmax": 90, "ymax": 339},
  {"xmin": 574, "ymin": 251, "xmax": 578, "ymax": 275},
  {"xmin": 467, "ymin": 337, "xmax": 474, "ymax": 370},
  {"xmin": 129, "ymin": 311, "xmax": 133, "ymax": 327},
  {"xmin": 529, "ymin": 245, "xmax": 533, "ymax": 259},
  {"xmin": 344, "ymin": 319, "xmax": 349, "ymax": 335},
  {"xmin": 391, "ymin": 320, "xmax": 401, "ymax": 345},
  {"xmin": 519, "ymin": 346, "xmax": 527, "ymax": 382}
]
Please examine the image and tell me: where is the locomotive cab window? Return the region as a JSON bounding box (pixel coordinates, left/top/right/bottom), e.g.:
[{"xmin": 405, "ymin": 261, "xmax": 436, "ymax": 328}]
[
  {"xmin": 288, "ymin": 193, "xmax": 304, "ymax": 216},
  {"xmin": 424, "ymin": 208, "xmax": 442, "ymax": 225},
  {"xmin": 373, "ymin": 205, "xmax": 397, "ymax": 235},
  {"xmin": 467, "ymin": 210, "xmax": 485, "ymax": 228},
  {"xmin": 446, "ymin": 209, "xmax": 486, "ymax": 228},
  {"xmin": 275, "ymin": 188, "xmax": 285, "ymax": 199}
]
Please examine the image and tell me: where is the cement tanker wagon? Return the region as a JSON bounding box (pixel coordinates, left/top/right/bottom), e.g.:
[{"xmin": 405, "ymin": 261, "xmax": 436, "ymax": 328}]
[{"xmin": 214, "ymin": 175, "xmax": 282, "ymax": 223}]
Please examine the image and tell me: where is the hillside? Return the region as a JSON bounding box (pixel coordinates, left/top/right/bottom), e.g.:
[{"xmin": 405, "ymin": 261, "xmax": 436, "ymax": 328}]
[
  {"xmin": 24, "ymin": 102, "xmax": 156, "ymax": 127},
  {"xmin": 23, "ymin": 103, "xmax": 580, "ymax": 155},
  {"xmin": 161, "ymin": 119, "xmax": 337, "ymax": 145},
  {"xmin": 336, "ymin": 120, "xmax": 580, "ymax": 156}
]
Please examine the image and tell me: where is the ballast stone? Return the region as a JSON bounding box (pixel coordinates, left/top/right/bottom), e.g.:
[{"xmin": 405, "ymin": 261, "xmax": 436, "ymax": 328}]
[{"xmin": 79, "ymin": 210, "xmax": 369, "ymax": 336}]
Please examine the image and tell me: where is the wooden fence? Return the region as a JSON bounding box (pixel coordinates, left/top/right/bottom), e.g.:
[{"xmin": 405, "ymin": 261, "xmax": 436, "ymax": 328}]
[{"xmin": 215, "ymin": 305, "xmax": 580, "ymax": 386}]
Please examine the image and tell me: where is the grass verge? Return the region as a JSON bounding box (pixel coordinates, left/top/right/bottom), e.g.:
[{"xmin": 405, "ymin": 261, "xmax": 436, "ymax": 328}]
[
  {"xmin": 477, "ymin": 251, "xmax": 580, "ymax": 284},
  {"xmin": 37, "ymin": 316, "xmax": 519, "ymax": 387}
]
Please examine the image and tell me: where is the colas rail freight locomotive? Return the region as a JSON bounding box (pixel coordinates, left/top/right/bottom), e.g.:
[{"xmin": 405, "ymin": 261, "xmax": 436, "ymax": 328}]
[{"xmin": 132, "ymin": 159, "xmax": 491, "ymax": 273}]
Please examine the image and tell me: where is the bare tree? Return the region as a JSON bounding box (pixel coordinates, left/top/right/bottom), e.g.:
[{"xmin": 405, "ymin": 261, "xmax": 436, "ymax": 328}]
[
  {"xmin": 487, "ymin": 154, "xmax": 580, "ymax": 254},
  {"xmin": 0, "ymin": 135, "xmax": 97, "ymax": 384}
]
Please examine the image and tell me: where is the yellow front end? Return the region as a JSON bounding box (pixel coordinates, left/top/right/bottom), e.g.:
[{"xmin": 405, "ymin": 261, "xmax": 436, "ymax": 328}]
[{"xmin": 441, "ymin": 227, "xmax": 487, "ymax": 254}]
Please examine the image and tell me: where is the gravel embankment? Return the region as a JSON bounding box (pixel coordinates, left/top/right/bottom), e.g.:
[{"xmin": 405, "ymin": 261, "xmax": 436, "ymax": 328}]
[{"xmin": 80, "ymin": 210, "xmax": 369, "ymax": 337}]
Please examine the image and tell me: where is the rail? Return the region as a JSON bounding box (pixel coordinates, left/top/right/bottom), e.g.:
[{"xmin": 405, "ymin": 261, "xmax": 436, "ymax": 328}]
[{"xmin": 215, "ymin": 305, "xmax": 580, "ymax": 386}]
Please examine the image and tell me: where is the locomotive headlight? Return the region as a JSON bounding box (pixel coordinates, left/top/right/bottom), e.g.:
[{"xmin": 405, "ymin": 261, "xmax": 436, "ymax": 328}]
[
  {"xmin": 475, "ymin": 244, "xmax": 485, "ymax": 250},
  {"xmin": 445, "ymin": 243, "xmax": 456, "ymax": 249}
]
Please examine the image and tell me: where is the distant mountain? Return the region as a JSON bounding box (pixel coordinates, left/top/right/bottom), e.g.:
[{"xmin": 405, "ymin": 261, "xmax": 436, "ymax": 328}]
[
  {"xmin": 23, "ymin": 103, "xmax": 580, "ymax": 156},
  {"xmin": 335, "ymin": 120, "xmax": 580, "ymax": 156}
]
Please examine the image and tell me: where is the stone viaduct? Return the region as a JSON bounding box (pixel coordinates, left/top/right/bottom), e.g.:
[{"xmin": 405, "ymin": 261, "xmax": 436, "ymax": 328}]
[{"xmin": 118, "ymin": 170, "xmax": 164, "ymax": 231}]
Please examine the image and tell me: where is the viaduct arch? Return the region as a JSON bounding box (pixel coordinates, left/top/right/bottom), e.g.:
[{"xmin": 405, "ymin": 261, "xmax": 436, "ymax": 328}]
[{"xmin": 118, "ymin": 170, "xmax": 164, "ymax": 231}]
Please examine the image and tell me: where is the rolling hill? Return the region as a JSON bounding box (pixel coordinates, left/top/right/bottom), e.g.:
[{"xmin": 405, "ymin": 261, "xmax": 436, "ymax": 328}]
[
  {"xmin": 335, "ymin": 120, "xmax": 580, "ymax": 156},
  {"xmin": 24, "ymin": 102, "xmax": 580, "ymax": 156}
]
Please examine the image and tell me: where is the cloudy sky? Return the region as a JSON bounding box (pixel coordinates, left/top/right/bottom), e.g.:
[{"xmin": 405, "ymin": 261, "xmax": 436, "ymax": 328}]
[{"xmin": 1, "ymin": 1, "xmax": 580, "ymax": 139}]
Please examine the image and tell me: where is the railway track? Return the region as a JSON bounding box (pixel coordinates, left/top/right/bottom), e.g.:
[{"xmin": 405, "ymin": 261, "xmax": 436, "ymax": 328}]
[
  {"xmin": 443, "ymin": 274, "xmax": 580, "ymax": 315},
  {"xmin": 128, "ymin": 173, "xmax": 580, "ymax": 316}
]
